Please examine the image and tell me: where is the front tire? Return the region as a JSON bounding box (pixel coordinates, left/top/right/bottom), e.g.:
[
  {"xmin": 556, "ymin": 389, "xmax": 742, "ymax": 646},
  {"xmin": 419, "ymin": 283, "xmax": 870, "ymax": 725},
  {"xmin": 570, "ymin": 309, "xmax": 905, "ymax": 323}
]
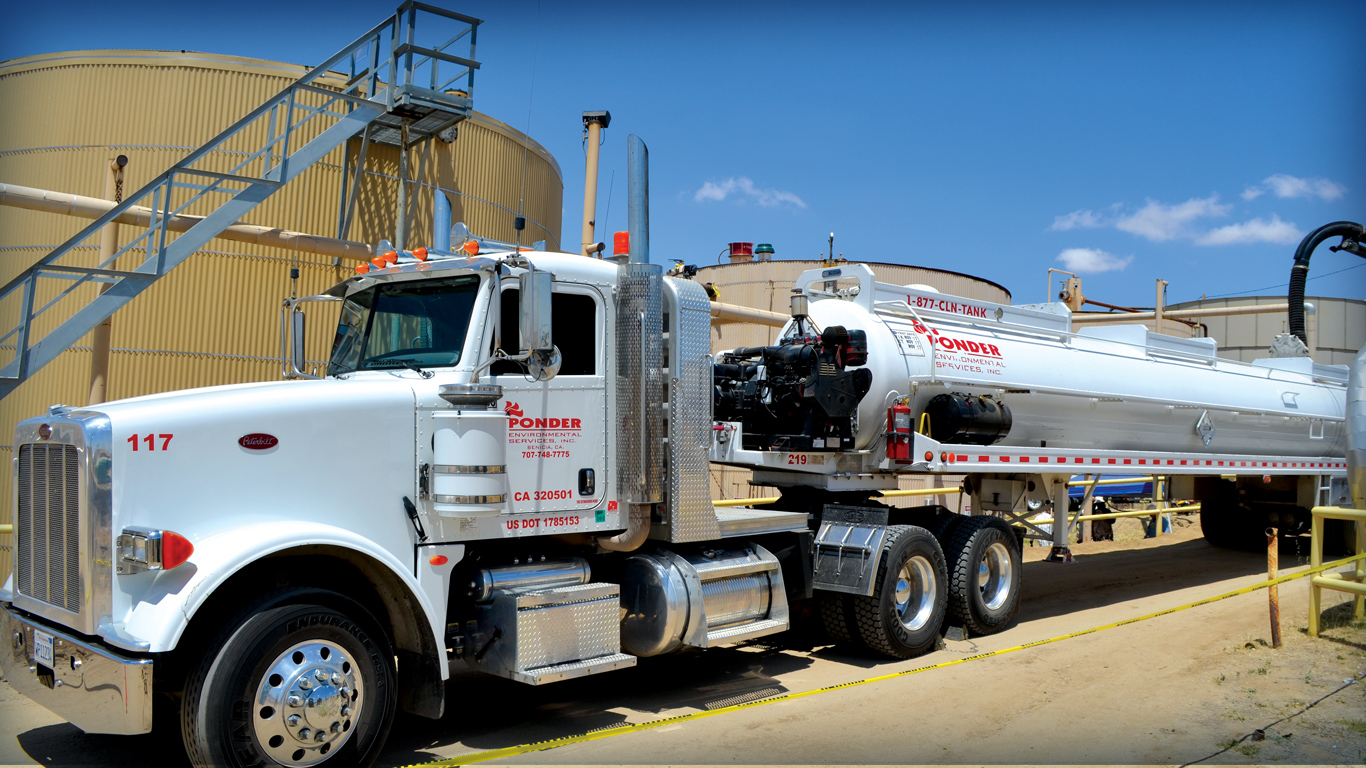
[
  {"xmin": 181, "ymin": 589, "xmax": 396, "ymax": 768},
  {"xmin": 945, "ymin": 516, "xmax": 1021, "ymax": 636},
  {"xmin": 851, "ymin": 525, "xmax": 948, "ymax": 659}
]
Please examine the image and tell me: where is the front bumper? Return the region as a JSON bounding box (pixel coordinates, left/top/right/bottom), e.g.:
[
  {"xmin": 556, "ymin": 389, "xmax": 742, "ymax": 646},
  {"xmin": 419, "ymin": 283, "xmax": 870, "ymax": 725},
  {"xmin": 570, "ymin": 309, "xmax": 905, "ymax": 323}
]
[{"xmin": 0, "ymin": 602, "xmax": 153, "ymax": 734}]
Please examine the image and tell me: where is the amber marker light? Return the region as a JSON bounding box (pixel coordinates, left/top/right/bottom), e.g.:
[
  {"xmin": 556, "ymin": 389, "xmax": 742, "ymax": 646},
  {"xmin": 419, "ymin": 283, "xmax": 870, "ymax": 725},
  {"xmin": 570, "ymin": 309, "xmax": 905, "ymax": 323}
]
[
  {"xmin": 924, "ymin": 451, "xmax": 934, "ymax": 461},
  {"xmin": 429, "ymin": 555, "xmax": 449, "ymax": 566},
  {"xmin": 355, "ymin": 263, "xmax": 371, "ymax": 274},
  {"xmin": 371, "ymin": 256, "xmax": 386, "ymax": 269},
  {"xmin": 461, "ymin": 241, "xmax": 479, "ymax": 256},
  {"xmin": 383, "ymin": 250, "xmax": 399, "ymax": 265},
  {"xmin": 413, "ymin": 247, "xmax": 429, "ymax": 261}
]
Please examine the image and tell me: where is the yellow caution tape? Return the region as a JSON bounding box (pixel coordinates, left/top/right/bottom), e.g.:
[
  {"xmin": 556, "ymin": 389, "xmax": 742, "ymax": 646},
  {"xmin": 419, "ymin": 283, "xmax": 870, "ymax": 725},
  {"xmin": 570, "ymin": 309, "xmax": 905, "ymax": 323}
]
[{"xmin": 402, "ymin": 551, "xmax": 1366, "ymax": 768}]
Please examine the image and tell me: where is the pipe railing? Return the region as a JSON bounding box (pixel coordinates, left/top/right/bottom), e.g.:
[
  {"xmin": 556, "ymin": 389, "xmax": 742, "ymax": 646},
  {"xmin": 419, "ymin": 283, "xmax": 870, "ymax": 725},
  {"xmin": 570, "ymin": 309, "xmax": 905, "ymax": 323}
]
[{"xmin": 1308, "ymin": 505, "xmax": 1366, "ymax": 637}]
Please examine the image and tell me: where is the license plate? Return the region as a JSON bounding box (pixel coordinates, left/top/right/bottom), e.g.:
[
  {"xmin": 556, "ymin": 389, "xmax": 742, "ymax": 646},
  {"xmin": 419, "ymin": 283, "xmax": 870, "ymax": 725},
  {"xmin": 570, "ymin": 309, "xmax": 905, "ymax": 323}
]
[{"xmin": 32, "ymin": 630, "xmax": 54, "ymax": 668}]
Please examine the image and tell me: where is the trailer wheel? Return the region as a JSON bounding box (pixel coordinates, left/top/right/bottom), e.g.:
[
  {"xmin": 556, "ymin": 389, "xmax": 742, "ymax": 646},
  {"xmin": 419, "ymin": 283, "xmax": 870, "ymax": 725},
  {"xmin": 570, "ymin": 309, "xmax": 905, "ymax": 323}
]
[
  {"xmin": 945, "ymin": 516, "xmax": 1021, "ymax": 635},
  {"xmin": 1199, "ymin": 498, "xmax": 1259, "ymax": 550},
  {"xmin": 818, "ymin": 592, "xmax": 863, "ymax": 647},
  {"xmin": 851, "ymin": 525, "xmax": 947, "ymax": 658},
  {"xmin": 181, "ymin": 589, "xmax": 396, "ymax": 768}
]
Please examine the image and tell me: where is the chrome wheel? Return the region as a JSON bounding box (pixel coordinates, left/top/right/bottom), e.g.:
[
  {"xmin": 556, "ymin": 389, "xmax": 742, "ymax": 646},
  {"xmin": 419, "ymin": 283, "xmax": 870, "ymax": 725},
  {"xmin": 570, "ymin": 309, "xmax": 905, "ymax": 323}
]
[
  {"xmin": 894, "ymin": 554, "xmax": 937, "ymax": 632},
  {"xmin": 977, "ymin": 541, "xmax": 1013, "ymax": 611},
  {"xmin": 253, "ymin": 640, "xmax": 363, "ymax": 766}
]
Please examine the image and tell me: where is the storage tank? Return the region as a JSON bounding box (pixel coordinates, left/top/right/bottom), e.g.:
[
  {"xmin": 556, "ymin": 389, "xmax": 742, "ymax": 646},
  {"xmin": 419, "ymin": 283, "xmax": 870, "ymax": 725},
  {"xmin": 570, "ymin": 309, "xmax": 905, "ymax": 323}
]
[
  {"xmin": 1165, "ymin": 295, "xmax": 1365, "ymax": 367},
  {"xmin": 0, "ymin": 50, "xmax": 564, "ymax": 578}
]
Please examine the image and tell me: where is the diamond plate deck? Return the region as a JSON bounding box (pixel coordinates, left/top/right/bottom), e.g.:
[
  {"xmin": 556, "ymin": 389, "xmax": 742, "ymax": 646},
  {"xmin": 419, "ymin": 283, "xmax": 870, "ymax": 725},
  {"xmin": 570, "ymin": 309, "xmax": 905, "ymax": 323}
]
[{"xmin": 714, "ymin": 507, "xmax": 810, "ymax": 537}]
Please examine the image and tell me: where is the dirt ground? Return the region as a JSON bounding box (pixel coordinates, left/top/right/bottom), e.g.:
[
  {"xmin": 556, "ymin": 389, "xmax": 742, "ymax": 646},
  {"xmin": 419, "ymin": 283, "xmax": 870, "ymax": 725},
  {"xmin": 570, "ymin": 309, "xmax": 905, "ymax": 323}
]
[{"xmin": 2, "ymin": 514, "xmax": 1364, "ymax": 766}]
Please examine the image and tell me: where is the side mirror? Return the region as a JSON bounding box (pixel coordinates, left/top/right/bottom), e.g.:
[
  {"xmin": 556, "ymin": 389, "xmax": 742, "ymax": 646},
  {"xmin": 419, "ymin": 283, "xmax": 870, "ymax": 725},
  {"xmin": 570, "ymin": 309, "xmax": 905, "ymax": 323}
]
[
  {"xmin": 291, "ymin": 311, "xmax": 307, "ymax": 373},
  {"xmin": 520, "ymin": 268, "xmax": 554, "ymax": 353},
  {"xmin": 280, "ymin": 294, "xmax": 341, "ymax": 380}
]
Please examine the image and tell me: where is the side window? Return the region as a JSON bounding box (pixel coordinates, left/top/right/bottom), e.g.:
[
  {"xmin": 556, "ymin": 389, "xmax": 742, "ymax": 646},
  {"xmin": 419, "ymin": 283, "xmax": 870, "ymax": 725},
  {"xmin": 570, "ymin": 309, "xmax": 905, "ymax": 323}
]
[{"xmin": 492, "ymin": 288, "xmax": 599, "ymax": 376}]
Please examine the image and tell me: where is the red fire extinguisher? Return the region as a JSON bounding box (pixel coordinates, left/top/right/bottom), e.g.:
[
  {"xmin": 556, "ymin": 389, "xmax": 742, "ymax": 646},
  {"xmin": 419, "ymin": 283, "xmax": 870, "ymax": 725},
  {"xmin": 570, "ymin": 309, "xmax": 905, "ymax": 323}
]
[{"xmin": 886, "ymin": 401, "xmax": 913, "ymax": 461}]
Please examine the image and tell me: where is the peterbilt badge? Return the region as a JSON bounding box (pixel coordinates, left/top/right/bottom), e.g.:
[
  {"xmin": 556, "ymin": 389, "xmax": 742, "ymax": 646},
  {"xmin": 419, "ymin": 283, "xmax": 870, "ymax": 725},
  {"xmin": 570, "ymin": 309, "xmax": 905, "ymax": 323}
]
[{"xmin": 238, "ymin": 433, "xmax": 279, "ymax": 450}]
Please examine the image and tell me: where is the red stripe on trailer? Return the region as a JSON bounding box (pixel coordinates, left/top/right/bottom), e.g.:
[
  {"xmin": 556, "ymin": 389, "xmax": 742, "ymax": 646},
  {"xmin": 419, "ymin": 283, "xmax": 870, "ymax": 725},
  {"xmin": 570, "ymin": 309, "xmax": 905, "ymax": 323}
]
[
  {"xmin": 1020, "ymin": 457, "xmax": 1030, "ymax": 463},
  {"xmin": 1092, "ymin": 458, "xmax": 1101, "ymax": 464},
  {"xmin": 1123, "ymin": 459, "xmax": 1132, "ymax": 465},
  {"xmin": 1180, "ymin": 460, "xmax": 1188, "ymax": 465},
  {"xmin": 1108, "ymin": 459, "xmax": 1117, "ymax": 464},
  {"xmin": 957, "ymin": 455, "xmax": 968, "ymax": 462},
  {"xmin": 1039, "ymin": 457, "xmax": 1049, "ymax": 463},
  {"xmin": 978, "ymin": 456, "xmax": 989, "ymax": 462},
  {"xmin": 999, "ymin": 456, "xmax": 1010, "ymax": 462},
  {"xmin": 1074, "ymin": 457, "xmax": 1084, "ymax": 464}
]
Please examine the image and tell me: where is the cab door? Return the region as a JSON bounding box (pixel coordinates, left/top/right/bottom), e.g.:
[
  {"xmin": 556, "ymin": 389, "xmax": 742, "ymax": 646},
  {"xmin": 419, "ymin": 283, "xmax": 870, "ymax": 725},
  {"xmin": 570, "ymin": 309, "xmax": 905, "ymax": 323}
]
[{"xmin": 492, "ymin": 282, "xmax": 609, "ymax": 527}]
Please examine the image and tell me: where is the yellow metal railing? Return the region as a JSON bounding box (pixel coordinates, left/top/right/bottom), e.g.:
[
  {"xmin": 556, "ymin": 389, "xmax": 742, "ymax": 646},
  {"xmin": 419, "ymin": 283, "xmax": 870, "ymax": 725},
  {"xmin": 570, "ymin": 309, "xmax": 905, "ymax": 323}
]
[
  {"xmin": 1027, "ymin": 504, "xmax": 1200, "ymax": 526},
  {"xmin": 1308, "ymin": 505, "xmax": 1366, "ymax": 637}
]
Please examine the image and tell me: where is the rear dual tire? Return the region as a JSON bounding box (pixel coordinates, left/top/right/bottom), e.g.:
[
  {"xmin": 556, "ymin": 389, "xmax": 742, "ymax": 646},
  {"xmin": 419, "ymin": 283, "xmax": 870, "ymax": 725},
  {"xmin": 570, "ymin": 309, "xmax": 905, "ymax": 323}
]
[
  {"xmin": 849, "ymin": 525, "xmax": 948, "ymax": 659},
  {"xmin": 944, "ymin": 516, "xmax": 1021, "ymax": 636}
]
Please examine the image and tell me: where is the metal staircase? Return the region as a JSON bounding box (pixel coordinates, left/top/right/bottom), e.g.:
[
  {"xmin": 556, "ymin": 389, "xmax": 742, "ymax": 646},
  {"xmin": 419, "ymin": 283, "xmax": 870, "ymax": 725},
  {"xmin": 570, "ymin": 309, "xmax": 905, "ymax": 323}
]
[{"xmin": 0, "ymin": 1, "xmax": 480, "ymax": 400}]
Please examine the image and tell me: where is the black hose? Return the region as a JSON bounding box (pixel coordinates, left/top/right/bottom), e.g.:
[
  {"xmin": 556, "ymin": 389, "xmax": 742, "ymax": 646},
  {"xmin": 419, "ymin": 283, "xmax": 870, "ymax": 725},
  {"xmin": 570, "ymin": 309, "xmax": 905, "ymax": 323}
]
[{"xmin": 1287, "ymin": 221, "xmax": 1364, "ymax": 344}]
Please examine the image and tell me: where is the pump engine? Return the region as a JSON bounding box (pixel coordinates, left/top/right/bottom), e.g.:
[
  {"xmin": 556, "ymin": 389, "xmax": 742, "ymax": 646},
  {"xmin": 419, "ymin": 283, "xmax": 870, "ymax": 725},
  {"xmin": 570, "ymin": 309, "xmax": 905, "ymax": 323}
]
[{"xmin": 713, "ymin": 324, "xmax": 873, "ymax": 451}]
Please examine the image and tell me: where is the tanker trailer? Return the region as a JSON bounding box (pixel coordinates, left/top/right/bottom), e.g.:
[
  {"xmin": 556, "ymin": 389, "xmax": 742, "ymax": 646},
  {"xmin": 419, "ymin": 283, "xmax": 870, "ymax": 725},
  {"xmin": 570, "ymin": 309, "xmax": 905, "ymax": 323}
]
[{"xmin": 711, "ymin": 261, "xmax": 1350, "ymax": 632}]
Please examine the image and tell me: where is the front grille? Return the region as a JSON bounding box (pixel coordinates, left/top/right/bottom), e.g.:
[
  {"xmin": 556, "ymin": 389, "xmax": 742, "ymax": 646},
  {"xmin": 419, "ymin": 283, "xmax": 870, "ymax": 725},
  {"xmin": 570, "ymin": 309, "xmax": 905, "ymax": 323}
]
[{"xmin": 16, "ymin": 444, "xmax": 82, "ymax": 613}]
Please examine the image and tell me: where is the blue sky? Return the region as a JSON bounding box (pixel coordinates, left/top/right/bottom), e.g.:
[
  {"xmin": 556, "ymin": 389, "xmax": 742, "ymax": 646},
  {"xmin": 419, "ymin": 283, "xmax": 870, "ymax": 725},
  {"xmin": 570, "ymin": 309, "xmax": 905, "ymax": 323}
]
[{"xmin": 4, "ymin": 0, "xmax": 1363, "ymax": 307}]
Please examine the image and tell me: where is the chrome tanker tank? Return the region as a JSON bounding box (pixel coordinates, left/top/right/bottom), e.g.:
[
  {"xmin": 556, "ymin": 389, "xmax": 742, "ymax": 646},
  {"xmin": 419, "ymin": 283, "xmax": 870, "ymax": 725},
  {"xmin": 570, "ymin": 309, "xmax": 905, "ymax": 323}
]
[{"xmin": 793, "ymin": 265, "xmax": 1347, "ymax": 458}]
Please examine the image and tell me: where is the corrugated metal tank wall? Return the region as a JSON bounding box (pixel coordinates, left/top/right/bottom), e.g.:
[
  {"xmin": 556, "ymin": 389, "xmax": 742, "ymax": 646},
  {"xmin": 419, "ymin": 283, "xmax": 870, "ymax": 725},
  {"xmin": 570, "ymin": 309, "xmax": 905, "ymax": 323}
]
[
  {"xmin": 0, "ymin": 51, "xmax": 563, "ymax": 577},
  {"xmin": 1165, "ymin": 295, "xmax": 1365, "ymax": 366},
  {"xmin": 695, "ymin": 259, "xmax": 1010, "ymax": 504}
]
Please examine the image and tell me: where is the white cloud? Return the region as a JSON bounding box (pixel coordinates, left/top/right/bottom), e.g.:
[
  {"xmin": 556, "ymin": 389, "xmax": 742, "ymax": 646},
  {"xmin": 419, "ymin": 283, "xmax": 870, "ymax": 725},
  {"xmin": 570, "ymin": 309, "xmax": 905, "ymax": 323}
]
[
  {"xmin": 693, "ymin": 177, "xmax": 807, "ymax": 208},
  {"xmin": 1050, "ymin": 209, "xmax": 1106, "ymax": 231},
  {"xmin": 1195, "ymin": 214, "xmax": 1302, "ymax": 246},
  {"xmin": 1242, "ymin": 174, "xmax": 1347, "ymax": 202},
  {"xmin": 1114, "ymin": 195, "xmax": 1230, "ymax": 241},
  {"xmin": 1056, "ymin": 248, "xmax": 1133, "ymax": 273}
]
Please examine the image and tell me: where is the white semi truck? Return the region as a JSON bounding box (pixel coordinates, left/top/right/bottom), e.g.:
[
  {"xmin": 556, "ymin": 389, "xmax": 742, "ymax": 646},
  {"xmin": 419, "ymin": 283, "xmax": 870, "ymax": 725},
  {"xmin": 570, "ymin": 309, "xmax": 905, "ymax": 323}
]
[{"xmin": 1, "ymin": 141, "xmax": 1357, "ymax": 766}]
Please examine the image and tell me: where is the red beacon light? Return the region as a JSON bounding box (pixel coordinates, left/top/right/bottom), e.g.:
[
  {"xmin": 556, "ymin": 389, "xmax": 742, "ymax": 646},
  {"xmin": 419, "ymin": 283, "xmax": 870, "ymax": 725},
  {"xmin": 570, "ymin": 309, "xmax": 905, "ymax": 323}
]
[{"xmin": 613, "ymin": 231, "xmax": 629, "ymax": 258}]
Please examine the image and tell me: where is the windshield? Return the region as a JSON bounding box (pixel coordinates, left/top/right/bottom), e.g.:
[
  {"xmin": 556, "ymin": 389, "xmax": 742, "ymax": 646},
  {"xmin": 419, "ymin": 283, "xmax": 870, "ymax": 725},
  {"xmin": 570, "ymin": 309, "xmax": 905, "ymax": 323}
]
[{"xmin": 328, "ymin": 275, "xmax": 481, "ymax": 376}]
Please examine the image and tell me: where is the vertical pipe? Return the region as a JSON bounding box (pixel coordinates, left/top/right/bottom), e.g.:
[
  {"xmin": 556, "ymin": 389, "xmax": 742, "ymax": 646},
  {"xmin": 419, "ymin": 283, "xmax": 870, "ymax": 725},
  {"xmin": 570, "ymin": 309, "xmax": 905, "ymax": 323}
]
[
  {"xmin": 581, "ymin": 113, "xmax": 608, "ymax": 256},
  {"xmin": 396, "ymin": 118, "xmax": 410, "ymax": 250},
  {"xmin": 1309, "ymin": 513, "xmax": 1322, "ymax": 637},
  {"xmin": 89, "ymin": 155, "xmax": 127, "ymax": 405},
  {"xmin": 1154, "ymin": 278, "xmax": 1167, "ymax": 334},
  {"xmin": 627, "ymin": 134, "xmax": 649, "ymax": 265},
  {"xmin": 1267, "ymin": 526, "xmax": 1281, "ymax": 648},
  {"xmin": 434, "ymin": 191, "xmax": 451, "ymax": 251},
  {"xmin": 1350, "ymin": 343, "xmax": 1366, "ymax": 621}
]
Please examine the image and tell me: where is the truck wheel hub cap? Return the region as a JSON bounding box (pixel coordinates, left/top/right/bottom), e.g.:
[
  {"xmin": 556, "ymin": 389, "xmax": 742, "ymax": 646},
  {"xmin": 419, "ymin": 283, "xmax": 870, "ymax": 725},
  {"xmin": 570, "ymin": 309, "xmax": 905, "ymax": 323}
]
[
  {"xmin": 977, "ymin": 541, "xmax": 1013, "ymax": 611},
  {"xmin": 253, "ymin": 640, "xmax": 363, "ymax": 766},
  {"xmin": 894, "ymin": 555, "xmax": 936, "ymax": 632}
]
